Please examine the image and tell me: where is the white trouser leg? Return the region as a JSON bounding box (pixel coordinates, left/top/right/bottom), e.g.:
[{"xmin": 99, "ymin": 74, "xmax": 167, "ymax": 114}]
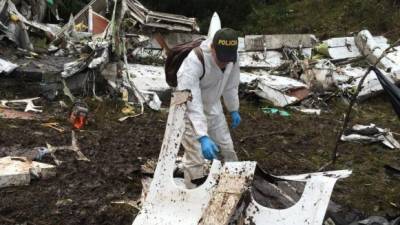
[
  {"xmin": 181, "ymin": 117, "xmax": 209, "ymax": 187},
  {"xmin": 181, "ymin": 102, "xmax": 238, "ymax": 187},
  {"xmin": 207, "ymin": 103, "xmax": 238, "ymax": 162}
]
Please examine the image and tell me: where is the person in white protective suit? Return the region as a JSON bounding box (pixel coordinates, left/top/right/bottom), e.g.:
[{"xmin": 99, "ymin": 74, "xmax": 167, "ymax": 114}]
[{"xmin": 177, "ymin": 28, "xmax": 241, "ymax": 188}]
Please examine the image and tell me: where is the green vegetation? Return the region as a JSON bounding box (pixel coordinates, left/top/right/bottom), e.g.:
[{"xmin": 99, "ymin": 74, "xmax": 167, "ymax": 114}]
[
  {"xmin": 141, "ymin": 0, "xmax": 400, "ymax": 39},
  {"xmin": 59, "ymin": 0, "xmax": 400, "ymax": 39}
]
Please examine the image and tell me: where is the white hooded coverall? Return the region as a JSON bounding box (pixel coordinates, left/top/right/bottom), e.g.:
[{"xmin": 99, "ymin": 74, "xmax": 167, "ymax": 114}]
[{"xmin": 176, "ymin": 38, "xmax": 240, "ymax": 183}]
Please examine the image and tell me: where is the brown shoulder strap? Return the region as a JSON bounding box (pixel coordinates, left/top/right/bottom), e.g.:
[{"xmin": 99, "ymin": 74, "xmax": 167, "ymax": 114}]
[{"xmin": 194, "ymin": 47, "xmax": 205, "ymax": 80}]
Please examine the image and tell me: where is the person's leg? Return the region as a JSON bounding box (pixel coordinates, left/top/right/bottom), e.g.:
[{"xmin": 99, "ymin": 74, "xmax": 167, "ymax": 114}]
[
  {"xmin": 181, "ymin": 117, "xmax": 209, "ymax": 188},
  {"xmin": 207, "ymin": 103, "xmax": 238, "ymax": 162}
]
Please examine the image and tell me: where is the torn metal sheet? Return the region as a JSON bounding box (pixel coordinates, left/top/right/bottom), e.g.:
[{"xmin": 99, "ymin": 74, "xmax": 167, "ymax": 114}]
[
  {"xmin": 126, "ymin": 0, "xmax": 199, "ymax": 32},
  {"xmin": 6, "ymin": 0, "xmax": 57, "ymax": 40},
  {"xmin": 61, "ymin": 52, "xmax": 96, "ymax": 78},
  {"xmin": 123, "ymin": 68, "xmax": 161, "ymax": 111},
  {"xmin": 88, "ymin": 6, "xmax": 109, "ymax": 35},
  {"xmin": 301, "ymin": 59, "xmax": 337, "ymax": 90},
  {"xmin": 356, "ymin": 30, "xmax": 400, "ymax": 80},
  {"xmin": 146, "ymin": 33, "xmax": 204, "ymax": 49},
  {"xmin": 251, "ymin": 74, "xmax": 309, "ymax": 107},
  {"xmin": 88, "ymin": 48, "xmax": 109, "ymax": 69},
  {"xmin": 301, "ymin": 62, "xmax": 391, "ymax": 100},
  {"xmin": 132, "ymin": 91, "xmax": 257, "ymax": 225},
  {"xmin": 335, "ymin": 66, "xmax": 392, "ymax": 100},
  {"xmin": 322, "ymin": 36, "xmax": 388, "ymax": 60},
  {"xmin": 0, "ymin": 156, "xmax": 56, "ymax": 188},
  {"xmin": 245, "ymin": 34, "xmax": 318, "ymax": 51},
  {"xmin": 239, "ymin": 51, "xmax": 283, "ymax": 68},
  {"xmin": 0, "ymin": 97, "xmax": 42, "ymax": 112},
  {"xmin": 341, "ymin": 124, "xmax": 400, "ymax": 149},
  {"xmin": 126, "ymin": 64, "xmax": 169, "ymax": 93},
  {"xmin": 123, "ymin": 64, "xmax": 168, "ymax": 111},
  {"xmin": 244, "ymin": 170, "xmax": 352, "ymax": 225},
  {"xmin": 0, "ymin": 0, "xmax": 34, "ymax": 50},
  {"xmin": 132, "ymin": 91, "xmax": 220, "ymax": 225},
  {"xmin": 292, "ymin": 107, "xmax": 321, "ymax": 115},
  {"xmin": 52, "ymin": 0, "xmax": 108, "ymax": 43},
  {"xmin": 131, "ymin": 47, "xmax": 164, "ymax": 61},
  {"xmin": 238, "ymin": 37, "xmax": 245, "ymax": 52},
  {"xmin": 0, "ymin": 58, "xmax": 18, "ymax": 74}
]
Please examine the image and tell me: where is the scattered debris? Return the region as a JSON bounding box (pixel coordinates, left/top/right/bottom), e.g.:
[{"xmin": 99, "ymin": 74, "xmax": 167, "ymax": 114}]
[
  {"xmin": 239, "ymin": 50, "xmax": 284, "ymax": 68},
  {"xmin": 262, "ymin": 107, "xmax": 290, "ymax": 117},
  {"xmin": 1, "ymin": 0, "xmax": 400, "ymax": 222},
  {"xmin": 0, "ymin": 97, "xmax": 42, "ymax": 113},
  {"xmin": 357, "ymin": 216, "xmax": 390, "ymax": 225},
  {"xmin": 111, "ymin": 200, "xmax": 141, "ymax": 211},
  {"xmin": 244, "ymin": 34, "xmax": 318, "ymax": 51},
  {"xmin": 0, "ymin": 58, "xmax": 18, "ymax": 74},
  {"xmin": 321, "ymin": 36, "xmax": 388, "ymax": 60},
  {"xmin": 356, "ymin": 30, "xmax": 400, "ymax": 79},
  {"xmin": 0, "ymin": 156, "xmax": 56, "ymax": 188},
  {"xmin": 243, "ymin": 169, "xmax": 352, "ymax": 225},
  {"xmin": 133, "ymin": 91, "xmax": 350, "ymax": 225},
  {"xmin": 45, "ymin": 131, "xmax": 90, "ymax": 165},
  {"xmin": 384, "ymin": 164, "xmax": 400, "ymax": 180},
  {"xmin": 372, "ymin": 67, "xmax": 400, "ymax": 118},
  {"xmin": 291, "ymin": 107, "xmax": 321, "ymax": 115},
  {"xmin": 341, "ymin": 124, "xmax": 400, "ymax": 149},
  {"xmin": 69, "ymin": 100, "xmax": 89, "ymax": 129},
  {"xmin": 41, "ymin": 122, "xmax": 65, "ymax": 133},
  {"xmin": 249, "ymin": 73, "xmax": 309, "ymax": 107}
]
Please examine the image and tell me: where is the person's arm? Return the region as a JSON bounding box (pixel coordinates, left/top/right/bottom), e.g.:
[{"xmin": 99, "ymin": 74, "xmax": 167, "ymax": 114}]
[
  {"xmin": 222, "ymin": 60, "xmax": 240, "ymax": 113},
  {"xmin": 177, "ymin": 51, "xmax": 208, "ymax": 138}
]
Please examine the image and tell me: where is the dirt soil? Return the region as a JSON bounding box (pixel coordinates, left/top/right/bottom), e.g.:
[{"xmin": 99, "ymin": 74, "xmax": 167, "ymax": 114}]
[{"xmin": 0, "ymin": 90, "xmax": 399, "ymax": 224}]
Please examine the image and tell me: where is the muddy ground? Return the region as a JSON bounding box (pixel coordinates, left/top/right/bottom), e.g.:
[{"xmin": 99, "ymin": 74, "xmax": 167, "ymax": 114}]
[{"xmin": 0, "ymin": 86, "xmax": 400, "ymax": 224}]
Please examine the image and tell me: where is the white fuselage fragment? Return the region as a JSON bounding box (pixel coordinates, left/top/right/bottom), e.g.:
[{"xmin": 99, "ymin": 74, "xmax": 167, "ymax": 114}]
[{"xmin": 244, "ymin": 170, "xmax": 352, "ymax": 225}]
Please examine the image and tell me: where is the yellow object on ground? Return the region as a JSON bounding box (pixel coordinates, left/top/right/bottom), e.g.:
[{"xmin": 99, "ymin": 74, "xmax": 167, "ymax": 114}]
[
  {"xmin": 10, "ymin": 14, "xmax": 19, "ymax": 22},
  {"xmin": 75, "ymin": 23, "xmax": 88, "ymax": 32},
  {"xmin": 122, "ymin": 104, "xmax": 135, "ymax": 115}
]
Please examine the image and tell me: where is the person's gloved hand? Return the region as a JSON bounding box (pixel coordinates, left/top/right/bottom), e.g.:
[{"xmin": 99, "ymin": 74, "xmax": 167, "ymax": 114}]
[
  {"xmin": 198, "ymin": 136, "xmax": 219, "ymax": 160},
  {"xmin": 230, "ymin": 111, "xmax": 241, "ymax": 129}
]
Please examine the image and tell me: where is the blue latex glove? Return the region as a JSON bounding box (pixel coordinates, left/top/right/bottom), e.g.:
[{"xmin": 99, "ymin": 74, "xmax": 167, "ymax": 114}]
[
  {"xmin": 230, "ymin": 111, "xmax": 241, "ymax": 129},
  {"xmin": 198, "ymin": 136, "xmax": 219, "ymax": 160}
]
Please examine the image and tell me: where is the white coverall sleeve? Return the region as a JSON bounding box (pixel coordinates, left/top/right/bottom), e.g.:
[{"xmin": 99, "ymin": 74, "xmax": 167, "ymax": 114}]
[
  {"xmin": 176, "ymin": 51, "xmax": 208, "ymax": 138},
  {"xmin": 222, "ymin": 61, "xmax": 240, "ymax": 112}
]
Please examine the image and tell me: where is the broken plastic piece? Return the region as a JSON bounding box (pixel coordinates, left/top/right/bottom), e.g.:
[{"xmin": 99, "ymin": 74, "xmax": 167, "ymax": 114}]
[
  {"xmin": 262, "ymin": 107, "xmax": 290, "ymax": 117},
  {"xmin": 0, "ymin": 156, "xmax": 56, "ymax": 188},
  {"xmin": 0, "ymin": 97, "xmax": 42, "ymax": 112},
  {"xmin": 0, "ymin": 58, "xmax": 18, "ymax": 74},
  {"xmin": 341, "ymin": 124, "xmax": 400, "ymax": 149}
]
